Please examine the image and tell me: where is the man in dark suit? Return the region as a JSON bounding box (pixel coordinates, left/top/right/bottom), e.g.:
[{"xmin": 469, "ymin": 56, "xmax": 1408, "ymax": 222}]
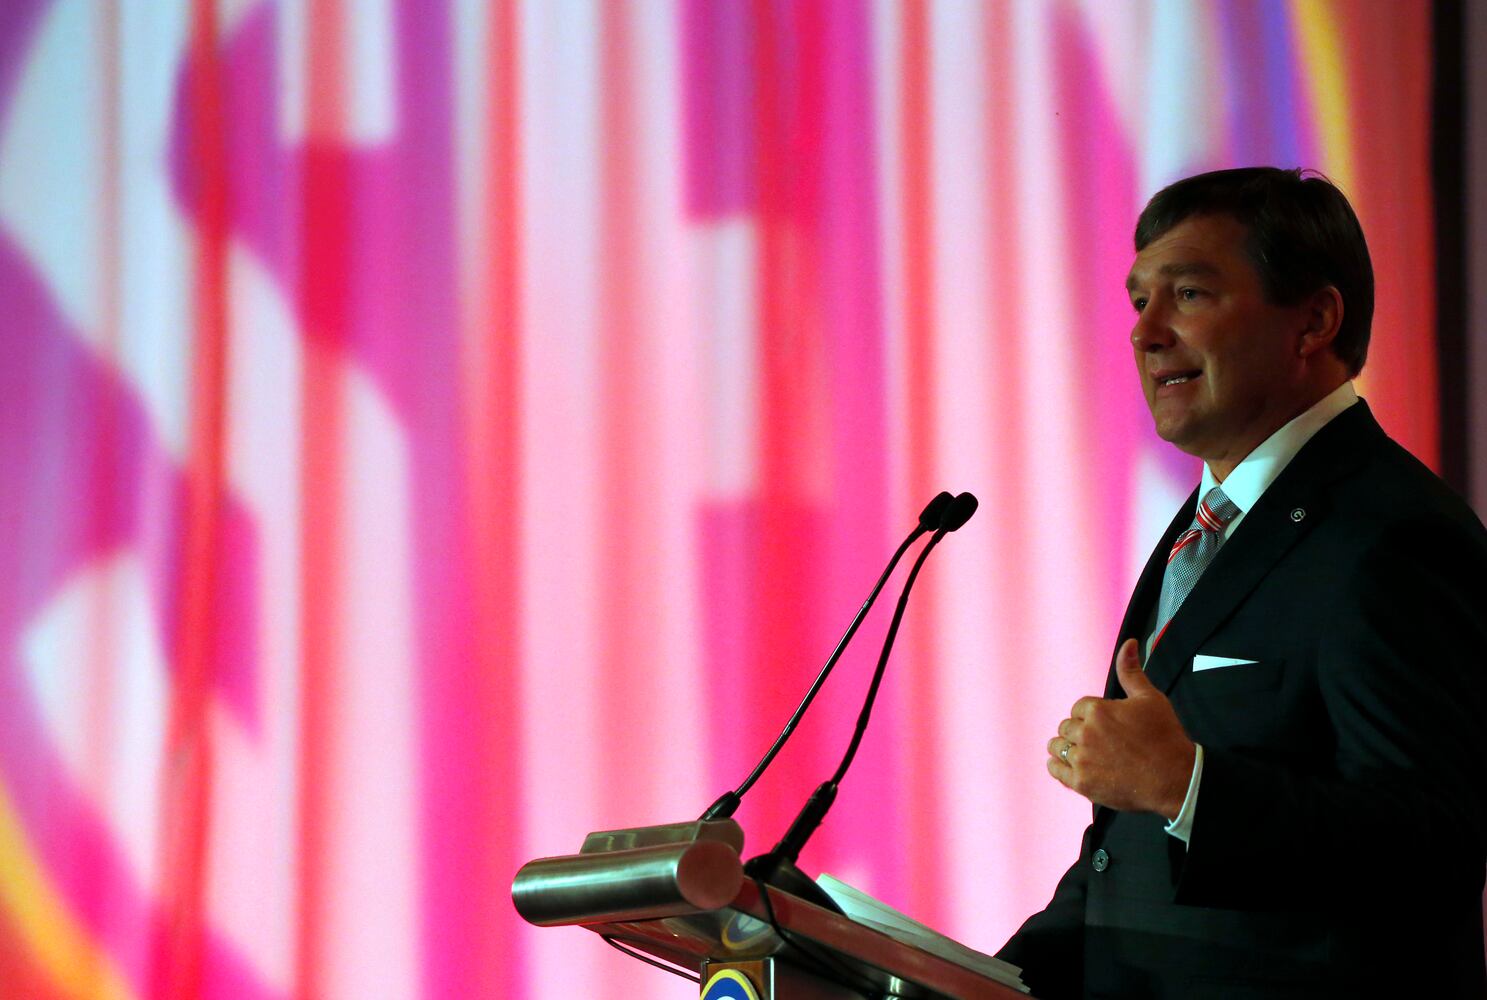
[{"xmin": 998, "ymin": 167, "xmax": 1487, "ymax": 999}]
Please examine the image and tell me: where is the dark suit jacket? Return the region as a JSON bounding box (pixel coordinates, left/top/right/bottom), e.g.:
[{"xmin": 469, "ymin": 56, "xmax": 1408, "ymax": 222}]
[{"xmin": 999, "ymin": 401, "xmax": 1487, "ymax": 1000}]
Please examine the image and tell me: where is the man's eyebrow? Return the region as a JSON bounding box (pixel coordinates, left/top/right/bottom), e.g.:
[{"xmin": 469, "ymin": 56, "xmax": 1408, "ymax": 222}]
[{"xmin": 1125, "ymin": 261, "xmax": 1222, "ymax": 291}]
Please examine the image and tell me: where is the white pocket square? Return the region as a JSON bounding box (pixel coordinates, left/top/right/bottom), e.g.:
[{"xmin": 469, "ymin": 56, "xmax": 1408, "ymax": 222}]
[{"xmin": 1192, "ymin": 654, "xmax": 1259, "ymax": 672}]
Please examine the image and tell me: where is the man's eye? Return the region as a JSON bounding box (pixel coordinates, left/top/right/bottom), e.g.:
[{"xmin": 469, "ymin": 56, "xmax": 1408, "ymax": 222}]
[
  {"xmin": 1132, "ymin": 297, "xmax": 1147, "ymax": 313},
  {"xmin": 1178, "ymin": 287, "xmax": 1202, "ymax": 301}
]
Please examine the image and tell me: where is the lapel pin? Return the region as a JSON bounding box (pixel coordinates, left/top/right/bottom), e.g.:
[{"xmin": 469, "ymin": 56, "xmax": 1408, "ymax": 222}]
[{"xmin": 1290, "ymin": 507, "xmax": 1306, "ymax": 523}]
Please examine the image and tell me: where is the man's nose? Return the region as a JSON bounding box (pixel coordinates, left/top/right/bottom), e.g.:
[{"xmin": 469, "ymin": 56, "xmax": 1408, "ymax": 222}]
[{"xmin": 1130, "ymin": 306, "xmax": 1175, "ymax": 352}]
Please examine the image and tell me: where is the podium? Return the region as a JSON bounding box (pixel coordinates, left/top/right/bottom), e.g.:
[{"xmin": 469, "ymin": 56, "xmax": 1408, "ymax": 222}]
[{"xmin": 512, "ymin": 820, "xmax": 1031, "ymax": 999}]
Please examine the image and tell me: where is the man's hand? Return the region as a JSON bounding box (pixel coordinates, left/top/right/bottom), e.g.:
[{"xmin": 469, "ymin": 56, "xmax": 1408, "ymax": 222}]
[{"xmin": 1046, "ymin": 638, "xmax": 1196, "ymax": 818}]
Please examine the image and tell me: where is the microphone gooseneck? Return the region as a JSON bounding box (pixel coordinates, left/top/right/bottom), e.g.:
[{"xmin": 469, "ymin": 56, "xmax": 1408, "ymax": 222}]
[
  {"xmin": 744, "ymin": 493, "xmax": 979, "ymax": 906},
  {"xmin": 699, "ymin": 492, "xmax": 956, "ymax": 822}
]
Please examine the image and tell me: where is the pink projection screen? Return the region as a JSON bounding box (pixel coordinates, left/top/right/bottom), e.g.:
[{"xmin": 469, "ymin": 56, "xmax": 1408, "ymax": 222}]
[{"xmin": 0, "ymin": 1, "xmax": 1461, "ymax": 998}]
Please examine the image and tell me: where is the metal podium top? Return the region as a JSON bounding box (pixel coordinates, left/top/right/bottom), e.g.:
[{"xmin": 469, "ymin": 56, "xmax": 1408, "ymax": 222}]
[{"xmin": 511, "ymin": 821, "xmax": 1028, "ymax": 999}]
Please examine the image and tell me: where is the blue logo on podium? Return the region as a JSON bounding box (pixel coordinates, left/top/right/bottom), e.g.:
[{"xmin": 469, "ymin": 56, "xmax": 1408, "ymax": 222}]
[{"xmin": 701, "ymin": 969, "xmax": 761, "ymax": 1000}]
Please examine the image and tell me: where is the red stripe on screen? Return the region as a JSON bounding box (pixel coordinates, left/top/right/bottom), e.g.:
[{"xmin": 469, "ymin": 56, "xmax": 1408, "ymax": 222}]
[
  {"xmin": 896, "ymin": 0, "xmax": 946, "ymax": 925},
  {"xmin": 976, "ymin": 0, "xmax": 1045, "ymax": 921},
  {"xmin": 462, "ymin": 0, "xmax": 526, "ymax": 993},
  {"xmin": 741, "ymin": 0, "xmax": 820, "ymax": 849},
  {"xmin": 1336, "ymin": 5, "xmax": 1438, "ymax": 470},
  {"xmin": 154, "ymin": 1, "xmax": 230, "ymax": 995},
  {"xmin": 753, "ymin": 0, "xmax": 798, "ymax": 843},
  {"xmin": 295, "ymin": 2, "xmax": 349, "ymax": 997},
  {"xmin": 593, "ymin": 0, "xmax": 660, "ymax": 833}
]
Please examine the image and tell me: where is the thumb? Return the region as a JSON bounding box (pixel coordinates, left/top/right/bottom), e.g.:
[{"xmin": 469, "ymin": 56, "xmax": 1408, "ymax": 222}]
[{"xmin": 1115, "ymin": 638, "xmax": 1152, "ymax": 696}]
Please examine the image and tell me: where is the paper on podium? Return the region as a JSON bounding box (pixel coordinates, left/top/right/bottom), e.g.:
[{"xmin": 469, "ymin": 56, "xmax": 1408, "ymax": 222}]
[{"xmin": 815, "ymin": 873, "xmax": 1030, "ymax": 994}]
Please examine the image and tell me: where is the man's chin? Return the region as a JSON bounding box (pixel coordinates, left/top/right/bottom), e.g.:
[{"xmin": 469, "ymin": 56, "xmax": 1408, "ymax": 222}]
[{"xmin": 1150, "ymin": 416, "xmax": 1207, "ymax": 457}]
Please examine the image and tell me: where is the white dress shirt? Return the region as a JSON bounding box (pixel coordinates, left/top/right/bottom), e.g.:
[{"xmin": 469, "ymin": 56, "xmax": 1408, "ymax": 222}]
[{"xmin": 1158, "ymin": 381, "xmax": 1360, "ymax": 843}]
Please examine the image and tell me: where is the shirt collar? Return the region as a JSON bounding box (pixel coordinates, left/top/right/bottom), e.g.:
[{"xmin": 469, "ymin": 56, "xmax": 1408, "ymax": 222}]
[{"xmin": 1199, "ymin": 381, "xmax": 1359, "ymax": 514}]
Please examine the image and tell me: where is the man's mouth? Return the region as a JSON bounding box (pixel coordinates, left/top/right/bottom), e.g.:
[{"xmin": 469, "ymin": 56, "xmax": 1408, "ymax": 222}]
[{"xmin": 1155, "ymin": 369, "xmax": 1201, "ymax": 387}]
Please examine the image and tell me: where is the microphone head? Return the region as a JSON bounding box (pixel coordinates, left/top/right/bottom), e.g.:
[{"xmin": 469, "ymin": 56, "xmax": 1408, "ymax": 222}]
[
  {"xmin": 918, "ymin": 491, "xmax": 955, "ymax": 531},
  {"xmin": 940, "ymin": 492, "xmax": 979, "ymax": 532}
]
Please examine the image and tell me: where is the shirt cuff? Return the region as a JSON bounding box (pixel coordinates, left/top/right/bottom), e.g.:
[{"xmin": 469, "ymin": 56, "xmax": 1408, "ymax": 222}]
[{"xmin": 1163, "ymin": 743, "xmax": 1204, "ymax": 845}]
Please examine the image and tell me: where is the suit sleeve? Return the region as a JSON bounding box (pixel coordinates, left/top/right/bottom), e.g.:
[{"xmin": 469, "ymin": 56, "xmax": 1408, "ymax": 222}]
[
  {"xmin": 1175, "ymin": 516, "xmax": 1487, "ymax": 911},
  {"xmin": 995, "ymin": 823, "xmax": 1092, "ymax": 1000}
]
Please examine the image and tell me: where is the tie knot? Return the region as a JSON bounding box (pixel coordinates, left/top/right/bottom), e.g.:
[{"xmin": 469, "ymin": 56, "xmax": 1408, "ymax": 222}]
[{"xmin": 1195, "ymin": 486, "xmax": 1238, "ymax": 533}]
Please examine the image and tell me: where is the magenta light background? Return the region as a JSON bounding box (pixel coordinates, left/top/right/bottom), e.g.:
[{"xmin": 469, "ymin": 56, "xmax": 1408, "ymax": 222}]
[{"xmin": 0, "ymin": 2, "xmax": 1460, "ymax": 998}]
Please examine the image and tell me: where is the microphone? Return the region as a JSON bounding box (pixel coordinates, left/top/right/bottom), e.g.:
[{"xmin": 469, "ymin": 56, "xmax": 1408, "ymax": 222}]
[
  {"xmin": 939, "ymin": 491, "xmax": 978, "ymax": 532},
  {"xmin": 743, "ymin": 492, "xmax": 978, "ymax": 908},
  {"xmin": 699, "ymin": 492, "xmax": 955, "ymax": 822}
]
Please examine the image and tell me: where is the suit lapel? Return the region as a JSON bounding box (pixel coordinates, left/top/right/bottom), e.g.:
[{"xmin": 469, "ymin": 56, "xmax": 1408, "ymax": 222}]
[
  {"xmin": 1142, "ymin": 401, "xmax": 1380, "ymax": 695},
  {"xmin": 1142, "ymin": 490, "xmax": 1321, "ymax": 692}
]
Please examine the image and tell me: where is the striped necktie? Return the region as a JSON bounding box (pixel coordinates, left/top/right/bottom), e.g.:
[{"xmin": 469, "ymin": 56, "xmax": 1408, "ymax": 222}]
[{"xmin": 1152, "ymin": 485, "xmax": 1239, "ymax": 650}]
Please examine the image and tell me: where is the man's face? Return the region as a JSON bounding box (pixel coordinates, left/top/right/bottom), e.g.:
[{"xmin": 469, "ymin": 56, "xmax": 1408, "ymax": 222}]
[{"xmin": 1126, "ymin": 213, "xmax": 1312, "ymax": 476}]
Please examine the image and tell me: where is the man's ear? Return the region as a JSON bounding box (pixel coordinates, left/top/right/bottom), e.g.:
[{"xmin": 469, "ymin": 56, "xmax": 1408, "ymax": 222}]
[{"xmin": 1297, "ymin": 285, "xmax": 1343, "ymax": 359}]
